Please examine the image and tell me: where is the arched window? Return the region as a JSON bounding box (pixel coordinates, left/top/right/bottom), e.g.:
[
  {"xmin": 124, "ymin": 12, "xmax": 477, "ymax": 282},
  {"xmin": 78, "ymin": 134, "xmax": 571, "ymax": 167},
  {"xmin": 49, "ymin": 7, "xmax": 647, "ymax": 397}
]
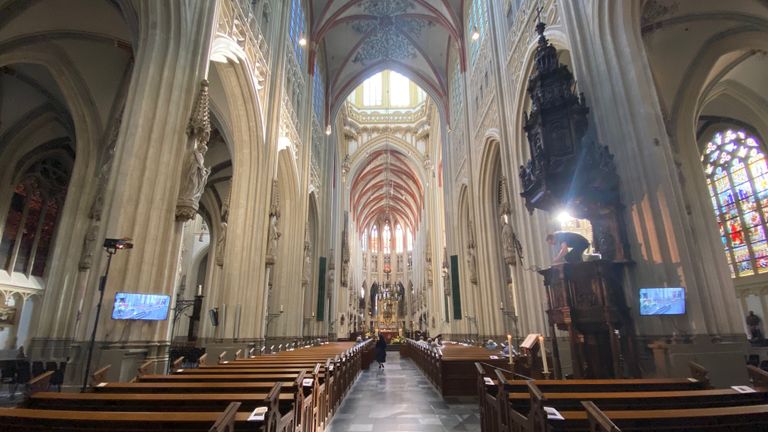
[
  {"xmin": 389, "ymin": 72, "xmax": 410, "ymax": 107},
  {"xmin": 289, "ymin": 0, "xmax": 306, "ymax": 65},
  {"xmin": 395, "ymin": 224, "xmax": 403, "ymax": 253},
  {"xmin": 467, "ymin": 0, "xmax": 488, "ymax": 65},
  {"xmin": 1, "ymin": 156, "xmax": 71, "ymax": 278},
  {"xmin": 363, "ymin": 73, "xmax": 382, "ymax": 106},
  {"xmin": 406, "ymin": 228, "xmax": 413, "ymax": 252},
  {"xmin": 382, "ymin": 223, "xmax": 391, "ymax": 254},
  {"xmin": 701, "ymin": 129, "xmax": 768, "ymax": 277},
  {"xmin": 371, "ymin": 226, "xmax": 379, "ymax": 252}
]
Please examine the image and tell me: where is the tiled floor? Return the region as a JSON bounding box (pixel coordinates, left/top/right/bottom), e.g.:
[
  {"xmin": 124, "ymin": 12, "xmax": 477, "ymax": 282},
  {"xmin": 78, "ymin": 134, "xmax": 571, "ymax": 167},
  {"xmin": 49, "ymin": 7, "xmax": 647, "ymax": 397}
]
[{"xmin": 326, "ymin": 352, "xmax": 481, "ymax": 432}]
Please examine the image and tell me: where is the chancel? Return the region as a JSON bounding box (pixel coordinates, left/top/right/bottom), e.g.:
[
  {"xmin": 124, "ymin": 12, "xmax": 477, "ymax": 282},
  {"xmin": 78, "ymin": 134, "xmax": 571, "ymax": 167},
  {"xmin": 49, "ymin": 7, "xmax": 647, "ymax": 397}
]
[{"xmin": 1, "ymin": 1, "xmax": 768, "ymax": 431}]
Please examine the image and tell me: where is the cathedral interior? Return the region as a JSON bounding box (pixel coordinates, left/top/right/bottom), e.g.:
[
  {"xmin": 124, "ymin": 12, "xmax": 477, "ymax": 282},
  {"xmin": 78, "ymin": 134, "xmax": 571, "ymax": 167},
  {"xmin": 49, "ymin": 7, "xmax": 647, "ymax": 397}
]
[{"xmin": 2, "ymin": 0, "xmax": 768, "ymax": 430}]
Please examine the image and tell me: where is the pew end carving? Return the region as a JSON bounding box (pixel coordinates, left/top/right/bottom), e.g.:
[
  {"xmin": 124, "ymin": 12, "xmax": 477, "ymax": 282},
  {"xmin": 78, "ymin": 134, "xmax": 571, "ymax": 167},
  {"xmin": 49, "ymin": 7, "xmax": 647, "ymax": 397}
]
[{"xmin": 208, "ymin": 401, "xmax": 241, "ymax": 432}]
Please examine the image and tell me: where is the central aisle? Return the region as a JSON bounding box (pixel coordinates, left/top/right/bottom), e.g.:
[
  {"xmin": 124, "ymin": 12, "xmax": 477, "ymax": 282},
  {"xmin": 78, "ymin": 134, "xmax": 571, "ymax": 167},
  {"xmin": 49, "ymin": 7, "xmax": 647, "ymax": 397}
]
[{"xmin": 327, "ymin": 352, "xmax": 481, "ymax": 432}]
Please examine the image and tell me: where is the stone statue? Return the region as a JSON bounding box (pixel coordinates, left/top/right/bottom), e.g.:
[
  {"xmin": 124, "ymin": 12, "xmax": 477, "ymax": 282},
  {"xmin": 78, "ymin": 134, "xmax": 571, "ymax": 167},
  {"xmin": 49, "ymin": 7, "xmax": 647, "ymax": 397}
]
[
  {"xmin": 176, "ymin": 80, "xmax": 211, "ymax": 221},
  {"xmin": 303, "ymin": 231, "xmax": 312, "ymax": 284},
  {"xmin": 178, "ymin": 142, "xmax": 210, "ymax": 211},
  {"xmin": 79, "ymin": 224, "xmax": 99, "ymax": 270},
  {"xmin": 501, "ymin": 216, "xmax": 516, "ymax": 264},
  {"xmin": 267, "ymin": 214, "xmax": 281, "ymax": 256},
  {"xmin": 216, "ymin": 221, "xmax": 227, "ymax": 267},
  {"xmin": 466, "ymin": 240, "xmax": 477, "ymax": 284}
]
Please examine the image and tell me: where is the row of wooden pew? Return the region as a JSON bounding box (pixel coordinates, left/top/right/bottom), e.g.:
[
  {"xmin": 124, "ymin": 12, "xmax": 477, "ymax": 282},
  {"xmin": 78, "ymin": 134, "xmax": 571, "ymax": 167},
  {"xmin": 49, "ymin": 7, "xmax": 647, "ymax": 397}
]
[
  {"xmin": 476, "ymin": 361, "xmax": 768, "ymax": 431},
  {"xmin": 402, "ymin": 338, "xmax": 509, "ymax": 396},
  {"xmin": 0, "ymin": 340, "xmax": 373, "ymax": 432}
]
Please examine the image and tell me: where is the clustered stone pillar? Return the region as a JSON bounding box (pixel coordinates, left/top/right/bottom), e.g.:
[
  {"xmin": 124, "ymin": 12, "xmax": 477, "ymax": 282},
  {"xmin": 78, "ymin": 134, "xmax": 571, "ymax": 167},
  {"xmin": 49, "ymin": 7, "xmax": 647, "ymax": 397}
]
[{"xmin": 70, "ymin": 0, "xmax": 217, "ymax": 380}]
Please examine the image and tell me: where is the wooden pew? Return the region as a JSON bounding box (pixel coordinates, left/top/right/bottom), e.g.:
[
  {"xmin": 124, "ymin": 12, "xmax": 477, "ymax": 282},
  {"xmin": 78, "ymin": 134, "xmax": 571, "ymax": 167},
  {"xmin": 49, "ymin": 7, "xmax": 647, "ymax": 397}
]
[
  {"xmin": 582, "ymin": 400, "xmax": 768, "ymax": 432},
  {"xmin": 3, "ymin": 342, "xmax": 362, "ymax": 432},
  {"xmin": 27, "ymin": 371, "xmax": 54, "ymax": 396},
  {"xmin": 480, "ymin": 362, "xmax": 765, "ymax": 432}
]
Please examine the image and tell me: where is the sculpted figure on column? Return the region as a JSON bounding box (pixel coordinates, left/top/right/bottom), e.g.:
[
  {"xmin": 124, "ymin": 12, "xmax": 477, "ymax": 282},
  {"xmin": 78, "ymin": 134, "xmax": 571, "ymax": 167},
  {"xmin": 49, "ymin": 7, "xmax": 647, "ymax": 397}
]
[
  {"xmin": 216, "ymin": 187, "xmax": 230, "ymax": 267},
  {"xmin": 267, "ymin": 214, "xmax": 281, "ymax": 256},
  {"xmin": 466, "ymin": 221, "xmax": 478, "ymax": 284},
  {"xmin": 303, "ymin": 228, "xmax": 312, "ymax": 284},
  {"xmin": 466, "ymin": 240, "xmax": 478, "ymax": 284},
  {"xmin": 501, "ymin": 216, "xmax": 517, "ymax": 265},
  {"xmin": 267, "ymin": 179, "xmax": 280, "ymax": 257},
  {"xmin": 176, "ymin": 80, "xmax": 211, "ymax": 221}
]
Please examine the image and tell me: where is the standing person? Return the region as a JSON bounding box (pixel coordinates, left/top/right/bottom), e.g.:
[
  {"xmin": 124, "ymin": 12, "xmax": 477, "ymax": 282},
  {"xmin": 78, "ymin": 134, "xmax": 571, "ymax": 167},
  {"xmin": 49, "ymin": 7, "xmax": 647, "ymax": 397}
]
[
  {"xmin": 546, "ymin": 231, "xmax": 590, "ymax": 263},
  {"xmin": 375, "ymin": 334, "xmax": 387, "ymax": 369}
]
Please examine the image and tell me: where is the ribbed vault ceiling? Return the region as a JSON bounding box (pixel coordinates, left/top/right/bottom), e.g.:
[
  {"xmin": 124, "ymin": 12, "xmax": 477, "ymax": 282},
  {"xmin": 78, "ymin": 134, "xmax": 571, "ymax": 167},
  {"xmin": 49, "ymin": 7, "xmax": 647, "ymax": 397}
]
[
  {"xmin": 350, "ymin": 148, "xmax": 423, "ymax": 234},
  {"xmin": 311, "ymin": 0, "xmax": 463, "ymax": 116}
]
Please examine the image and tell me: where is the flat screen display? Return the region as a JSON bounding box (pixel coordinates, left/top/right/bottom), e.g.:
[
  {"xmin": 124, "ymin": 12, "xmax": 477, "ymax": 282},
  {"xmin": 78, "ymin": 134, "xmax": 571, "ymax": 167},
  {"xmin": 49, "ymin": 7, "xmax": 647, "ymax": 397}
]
[
  {"xmin": 111, "ymin": 292, "xmax": 170, "ymax": 320},
  {"xmin": 639, "ymin": 287, "xmax": 685, "ymax": 316}
]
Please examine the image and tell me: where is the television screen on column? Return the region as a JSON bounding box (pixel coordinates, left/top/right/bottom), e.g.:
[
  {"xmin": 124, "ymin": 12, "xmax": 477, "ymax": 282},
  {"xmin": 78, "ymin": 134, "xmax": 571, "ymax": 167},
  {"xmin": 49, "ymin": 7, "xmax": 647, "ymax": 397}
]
[
  {"xmin": 639, "ymin": 287, "xmax": 685, "ymax": 316},
  {"xmin": 111, "ymin": 292, "xmax": 171, "ymax": 320}
]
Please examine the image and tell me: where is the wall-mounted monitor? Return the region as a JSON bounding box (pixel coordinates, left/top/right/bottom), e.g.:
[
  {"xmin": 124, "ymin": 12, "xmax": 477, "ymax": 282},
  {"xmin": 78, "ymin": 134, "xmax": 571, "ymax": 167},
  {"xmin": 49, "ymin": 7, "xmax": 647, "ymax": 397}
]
[
  {"xmin": 639, "ymin": 287, "xmax": 685, "ymax": 316},
  {"xmin": 111, "ymin": 292, "xmax": 171, "ymax": 321}
]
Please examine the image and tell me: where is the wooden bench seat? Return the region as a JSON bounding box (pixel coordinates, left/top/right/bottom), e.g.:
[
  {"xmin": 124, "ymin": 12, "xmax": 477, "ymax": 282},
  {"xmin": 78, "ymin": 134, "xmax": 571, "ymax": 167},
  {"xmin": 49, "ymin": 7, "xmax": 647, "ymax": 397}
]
[
  {"xmin": 583, "ymin": 401, "xmax": 768, "ymax": 432},
  {"xmin": 94, "ymin": 381, "xmax": 296, "ymax": 393},
  {"xmin": 508, "ymin": 387, "xmax": 768, "ymax": 412},
  {"xmin": 28, "ymin": 391, "xmax": 294, "ymax": 412},
  {"xmin": 3, "ymin": 341, "xmax": 372, "ymax": 432},
  {"xmin": 138, "ymin": 373, "xmax": 301, "ymax": 382}
]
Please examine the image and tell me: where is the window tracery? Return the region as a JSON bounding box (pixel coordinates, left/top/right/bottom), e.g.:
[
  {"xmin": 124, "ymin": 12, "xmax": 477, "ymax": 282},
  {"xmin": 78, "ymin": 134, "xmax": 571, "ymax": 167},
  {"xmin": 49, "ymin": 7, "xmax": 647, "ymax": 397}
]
[
  {"xmin": 382, "ymin": 223, "xmax": 391, "ymax": 254},
  {"xmin": 701, "ymin": 129, "xmax": 768, "ymax": 277},
  {"xmin": 1, "ymin": 157, "xmax": 71, "ymax": 278},
  {"xmin": 289, "ymin": 0, "xmax": 306, "ymax": 65},
  {"xmin": 371, "ymin": 225, "xmax": 379, "ymax": 252},
  {"xmin": 395, "ymin": 224, "xmax": 403, "ymax": 253},
  {"xmin": 467, "ymin": 0, "xmax": 488, "ymax": 65}
]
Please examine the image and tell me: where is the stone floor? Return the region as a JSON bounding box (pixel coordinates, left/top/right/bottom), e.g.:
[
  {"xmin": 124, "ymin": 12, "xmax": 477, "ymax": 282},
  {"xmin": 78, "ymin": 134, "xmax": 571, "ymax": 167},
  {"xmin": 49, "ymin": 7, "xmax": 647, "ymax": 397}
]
[{"xmin": 326, "ymin": 352, "xmax": 481, "ymax": 432}]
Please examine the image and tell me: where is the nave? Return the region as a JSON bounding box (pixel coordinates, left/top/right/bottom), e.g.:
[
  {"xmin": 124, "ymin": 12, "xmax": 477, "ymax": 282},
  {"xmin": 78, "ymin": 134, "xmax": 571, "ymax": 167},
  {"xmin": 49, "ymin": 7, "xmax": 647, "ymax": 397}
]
[
  {"xmin": 3, "ymin": 1, "xmax": 768, "ymax": 429},
  {"xmin": 327, "ymin": 352, "xmax": 480, "ymax": 432}
]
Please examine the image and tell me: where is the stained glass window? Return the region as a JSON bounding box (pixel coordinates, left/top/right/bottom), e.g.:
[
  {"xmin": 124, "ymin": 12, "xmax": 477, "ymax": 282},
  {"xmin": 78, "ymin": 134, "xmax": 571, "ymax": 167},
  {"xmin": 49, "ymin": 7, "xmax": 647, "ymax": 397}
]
[
  {"xmin": 371, "ymin": 226, "xmax": 379, "ymax": 252},
  {"xmin": 289, "ymin": 0, "xmax": 306, "ymax": 65},
  {"xmin": 701, "ymin": 129, "xmax": 768, "ymax": 277},
  {"xmin": 1, "ymin": 157, "xmax": 70, "ymax": 277},
  {"xmin": 467, "ymin": 0, "xmax": 488, "ymax": 65},
  {"xmin": 395, "ymin": 224, "xmax": 404, "ymax": 253},
  {"xmin": 406, "ymin": 228, "xmax": 413, "ymax": 252},
  {"xmin": 313, "ymin": 59, "xmax": 325, "ymax": 123},
  {"xmin": 382, "ymin": 223, "xmax": 391, "ymax": 254}
]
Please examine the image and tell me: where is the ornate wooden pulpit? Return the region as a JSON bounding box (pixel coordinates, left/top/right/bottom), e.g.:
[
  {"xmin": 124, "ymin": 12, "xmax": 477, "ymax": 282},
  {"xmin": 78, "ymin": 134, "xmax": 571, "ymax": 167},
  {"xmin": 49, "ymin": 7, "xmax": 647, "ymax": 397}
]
[
  {"xmin": 540, "ymin": 261, "xmax": 639, "ymax": 378},
  {"xmin": 518, "ymin": 21, "xmax": 639, "ymax": 378}
]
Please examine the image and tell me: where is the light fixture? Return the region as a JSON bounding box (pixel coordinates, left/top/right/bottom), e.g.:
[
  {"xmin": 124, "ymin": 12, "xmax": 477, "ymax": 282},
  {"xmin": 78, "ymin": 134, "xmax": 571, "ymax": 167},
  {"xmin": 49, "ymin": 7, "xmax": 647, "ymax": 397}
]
[
  {"xmin": 298, "ymin": 34, "xmax": 307, "ymax": 46},
  {"xmin": 556, "ymin": 210, "xmax": 573, "ymax": 225},
  {"xmin": 471, "ymin": 27, "xmax": 480, "ymax": 41},
  {"xmin": 325, "ymin": 124, "xmax": 332, "ymax": 135}
]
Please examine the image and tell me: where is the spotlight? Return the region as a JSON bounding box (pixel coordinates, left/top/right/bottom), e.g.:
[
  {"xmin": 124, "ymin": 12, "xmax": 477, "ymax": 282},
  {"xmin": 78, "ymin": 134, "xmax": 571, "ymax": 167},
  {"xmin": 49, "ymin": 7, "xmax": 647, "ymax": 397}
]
[
  {"xmin": 556, "ymin": 211, "xmax": 573, "ymax": 225},
  {"xmin": 298, "ymin": 34, "xmax": 307, "ymax": 46},
  {"xmin": 325, "ymin": 125, "xmax": 332, "ymax": 135},
  {"xmin": 103, "ymin": 238, "xmax": 133, "ymax": 250},
  {"xmin": 471, "ymin": 27, "xmax": 480, "ymax": 41}
]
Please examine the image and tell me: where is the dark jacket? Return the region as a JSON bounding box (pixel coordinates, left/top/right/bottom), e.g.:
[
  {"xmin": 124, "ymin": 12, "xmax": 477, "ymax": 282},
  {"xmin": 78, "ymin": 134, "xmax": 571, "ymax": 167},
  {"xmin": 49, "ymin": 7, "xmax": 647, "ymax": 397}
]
[{"xmin": 375, "ymin": 337, "xmax": 387, "ymax": 363}]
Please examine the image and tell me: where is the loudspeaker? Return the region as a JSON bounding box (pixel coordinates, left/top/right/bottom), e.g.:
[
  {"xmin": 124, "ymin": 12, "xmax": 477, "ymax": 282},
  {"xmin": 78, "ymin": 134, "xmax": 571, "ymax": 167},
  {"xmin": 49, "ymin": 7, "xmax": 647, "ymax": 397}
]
[{"xmin": 209, "ymin": 308, "xmax": 219, "ymax": 327}]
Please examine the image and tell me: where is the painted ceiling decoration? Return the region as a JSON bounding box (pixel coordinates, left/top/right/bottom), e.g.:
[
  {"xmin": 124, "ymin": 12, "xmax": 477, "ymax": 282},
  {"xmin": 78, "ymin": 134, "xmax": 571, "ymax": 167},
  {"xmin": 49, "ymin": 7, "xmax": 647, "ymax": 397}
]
[
  {"xmin": 350, "ymin": 0, "xmax": 431, "ymax": 65},
  {"xmin": 310, "ymin": 0, "xmax": 464, "ymax": 119}
]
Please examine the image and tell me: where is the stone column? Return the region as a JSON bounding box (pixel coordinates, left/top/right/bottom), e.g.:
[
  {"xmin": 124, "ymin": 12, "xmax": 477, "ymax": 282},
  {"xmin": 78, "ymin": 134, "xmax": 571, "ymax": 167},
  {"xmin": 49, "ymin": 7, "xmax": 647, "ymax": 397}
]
[{"xmin": 71, "ymin": 0, "xmax": 217, "ymax": 380}]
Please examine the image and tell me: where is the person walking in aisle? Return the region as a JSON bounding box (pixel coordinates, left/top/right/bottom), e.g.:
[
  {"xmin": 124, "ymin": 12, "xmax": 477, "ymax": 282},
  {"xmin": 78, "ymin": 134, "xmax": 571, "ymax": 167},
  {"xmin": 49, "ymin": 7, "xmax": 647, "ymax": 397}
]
[{"xmin": 375, "ymin": 334, "xmax": 387, "ymax": 369}]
